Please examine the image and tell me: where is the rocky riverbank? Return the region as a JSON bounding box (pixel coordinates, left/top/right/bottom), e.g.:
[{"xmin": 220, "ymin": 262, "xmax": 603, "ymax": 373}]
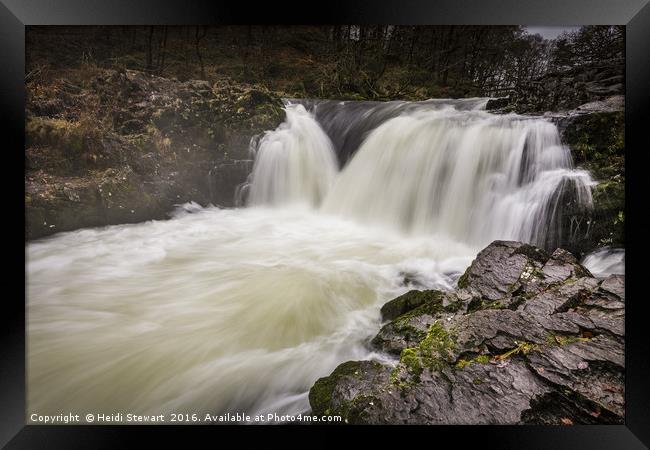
[
  {"xmin": 25, "ymin": 68, "xmax": 285, "ymax": 240},
  {"xmin": 309, "ymin": 240, "xmax": 624, "ymax": 424}
]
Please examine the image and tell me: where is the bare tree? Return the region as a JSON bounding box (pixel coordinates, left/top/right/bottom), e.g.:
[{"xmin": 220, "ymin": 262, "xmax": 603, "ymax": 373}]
[
  {"xmin": 195, "ymin": 26, "xmax": 207, "ymax": 79},
  {"xmin": 156, "ymin": 26, "xmax": 168, "ymax": 76},
  {"xmin": 146, "ymin": 26, "xmax": 154, "ymax": 72}
]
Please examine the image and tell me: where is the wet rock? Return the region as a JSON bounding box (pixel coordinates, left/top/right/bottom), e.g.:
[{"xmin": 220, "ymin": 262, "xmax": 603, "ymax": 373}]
[
  {"xmin": 309, "ymin": 360, "xmax": 391, "ymax": 422},
  {"xmin": 371, "ymin": 290, "xmax": 465, "ymax": 355},
  {"xmin": 457, "ymin": 241, "xmax": 549, "ymax": 302},
  {"xmin": 309, "ymin": 240, "xmax": 624, "ymax": 424},
  {"xmin": 379, "ymin": 290, "xmax": 446, "ymax": 322},
  {"xmin": 599, "ymin": 274, "xmax": 624, "ymax": 300},
  {"xmin": 485, "ymin": 97, "xmax": 510, "ymax": 110},
  {"xmin": 559, "ymin": 108, "xmax": 624, "ymax": 253},
  {"xmin": 208, "ymin": 159, "xmax": 253, "ymax": 207}
]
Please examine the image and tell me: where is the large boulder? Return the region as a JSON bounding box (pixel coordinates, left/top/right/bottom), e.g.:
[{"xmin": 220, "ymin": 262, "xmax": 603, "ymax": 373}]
[{"xmin": 310, "ymin": 240, "xmax": 624, "ymax": 424}]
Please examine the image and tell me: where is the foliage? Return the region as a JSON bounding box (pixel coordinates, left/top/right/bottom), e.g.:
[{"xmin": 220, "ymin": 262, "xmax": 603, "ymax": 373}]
[
  {"xmin": 26, "ymin": 25, "xmax": 623, "ymax": 101},
  {"xmin": 550, "ymin": 26, "xmax": 624, "ymax": 71}
]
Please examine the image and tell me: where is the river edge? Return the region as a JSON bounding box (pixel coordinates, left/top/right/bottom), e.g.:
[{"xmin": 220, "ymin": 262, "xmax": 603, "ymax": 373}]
[{"xmin": 309, "ymin": 240, "xmax": 625, "ymax": 424}]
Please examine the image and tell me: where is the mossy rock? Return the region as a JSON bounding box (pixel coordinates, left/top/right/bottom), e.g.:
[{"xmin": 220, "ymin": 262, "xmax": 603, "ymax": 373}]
[
  {"xmin": 457, "ymin": 267, "xmax": 471, "ymax": 289},
  {"xmin": 309, "ymin": 361, "xmax": 359, "ymax": 416},
  {"xmin": 390, "ymin": 321, "xmax": 458, "ymax": 386},
  {"xmin": 370, "ymin": 318, "xmax": 429, "ymax": 355},
  {"xmin": 467, "ymin": 298, "xmax": 506, "ymax": 313},
  {"xmin": 563, "ymin": 112, "xmax": 624, "ymax": 159},
  {"xmin": 308, "ymin": 360, "xmax": 385, "ymax": 421},
  {"xmin": 563, "ymin": 111, "xmax": 624, "ymax": 180},
  {"xmin": 513, "ymin": 244, "xmax": 550, "ymax": 264},
  {"xmin": 380, "ymin": 289, "xmax": 445, "ymax": 321},
  {"xmin": 590, "ymin": 178, "xmax": 625, "ymax": 247}
]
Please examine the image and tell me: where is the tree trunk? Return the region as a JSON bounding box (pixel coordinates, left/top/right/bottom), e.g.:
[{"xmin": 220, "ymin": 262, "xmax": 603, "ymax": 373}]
[
  {"xmin": 195, "ymin": 26, "xmax": 207, "ymax": 79},
  {"xmin": 146, "ymin": 26, "xmax": 154, "ymax": 72},
  {"xmin": 158, "ymin": 27, "xmax": 168, "ymax": 76}
]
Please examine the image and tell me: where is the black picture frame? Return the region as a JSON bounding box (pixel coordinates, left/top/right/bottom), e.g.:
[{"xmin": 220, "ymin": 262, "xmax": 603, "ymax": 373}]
[{"xmin": 2, "ymin": 0, "xmax": 649, "ymax": 447}]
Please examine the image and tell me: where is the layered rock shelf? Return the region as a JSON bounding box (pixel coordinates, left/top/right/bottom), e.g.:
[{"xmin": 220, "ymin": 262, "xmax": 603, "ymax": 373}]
[{"xmin": 309, "ymin": 240, "xmax": 624, "ymax": 425}]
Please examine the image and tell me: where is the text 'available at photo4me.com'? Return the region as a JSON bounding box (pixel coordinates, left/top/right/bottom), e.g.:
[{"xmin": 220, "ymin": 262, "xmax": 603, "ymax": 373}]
[{"xmin": 29, "ymin": 411, "xmax": 343, "ymax": 424}]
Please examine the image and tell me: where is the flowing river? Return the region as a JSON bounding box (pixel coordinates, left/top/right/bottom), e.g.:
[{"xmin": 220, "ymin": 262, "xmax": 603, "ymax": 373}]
[{"xmin": 27, "ymin": 98, "xmax": 613, "ymax": 421}]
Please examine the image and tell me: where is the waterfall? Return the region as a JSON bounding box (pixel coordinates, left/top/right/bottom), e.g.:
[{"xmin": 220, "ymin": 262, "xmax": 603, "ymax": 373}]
[
  {"xmin": 26, "ymin": 96, "xmax": 599, "ymax": 422},
  {"xmin": 246, "ymin": 104, "xmax": 338, "ymax": 207},
  {"xmin": 247, "ymin": 99, "xmax": 594, "ymax": 251}
]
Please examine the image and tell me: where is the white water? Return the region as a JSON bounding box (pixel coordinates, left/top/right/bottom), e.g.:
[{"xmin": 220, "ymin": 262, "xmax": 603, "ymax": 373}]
[
  {"xmin": 321, "ymin": 108, "xmax": 594, "ymax": 249},
  {"xmin": 247, "ymin": 104, "xmax": 338, "ymax": 207},
  {"xmin": 27, "ymin": 98, "xmax": 597, "ymax": 421},
  {"xmin": 250, "ymin": 101, "xmax": 594, "ymax": 250},
  {"xmin": 27, "ymin": 206, "xmax": 474, "ymax": 419},
  {"xmin": 582, "ymin": 247, "xmax": 625, "ymax": 278}
]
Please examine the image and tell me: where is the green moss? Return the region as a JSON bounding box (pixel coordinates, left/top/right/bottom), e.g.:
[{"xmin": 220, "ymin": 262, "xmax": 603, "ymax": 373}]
[
  {"xmin": 532, "ymin": 267, "xmax": 547, "ymax": 279},
  {"xmin": 399, "ymin": 348, "xmax": 423, "ymax": 380},
  {"xmin": 457, "ymin": 267, "xmax": 471, "ymax": 289},
  {"xmin": 473, "ymin": 378, "xmax": 483, "ymax": 385},
  {"xmin": 308, "ymin": 361, "xmax": 365, "ymax": 416},
  {"xmin": 372, "ymin": 318, "xmax": 428, "ymax": 352},
  {"xmin": 475, "ymin": 354, "xmax": 490, "ymax": 364},
  {"xmin": 513, "ymin": 244, "xmax": 550, "ymax": 264},
  {"xmin": 418, "ymin": 321, "xmax": 457, "ymax": 371},
  {"xmin": 335, "ymin": 394, "xmax": 382, "ymax": 424},
  {"xmin": 390, "ymin": 292, "xmax": 462, "ymax": 326},
  {"xmin": 591, "ymin": 178, "xmax": 625, "ymax": 247},
  {"xmin": 494, "ymin": 341, "xmax": 538, "ymax": 361},
  {"xmin": 380, "ymin": 289, "xmax": 445, "ymax": 321},
  {"xmin": 455, "ymin": 359, "xmax": 471, "ymax": 369},
  {"xmin": 454, "ymin": 353, "xmax": 491, "ymax": 370},
  {"xmin": 563, "ymin": 110, "xmax": 624, "ymax": 250},
  {"xmin": 390, "ymin": 321, "xmax": 458, "ymax": 384},
  {"xmin": 389, "ymin": 367, "xmax": 400, "ymax": 384},
  {"xmin": 546, "ymin": 332, "xmax": 593, "ymax": 347},
  {"xmin": 467, "ymin": 298, "xmax": 505, "ymax": 313},
  {"xmin": 564, "ymin": 111, "xmax": 624, "ymax": 171}
]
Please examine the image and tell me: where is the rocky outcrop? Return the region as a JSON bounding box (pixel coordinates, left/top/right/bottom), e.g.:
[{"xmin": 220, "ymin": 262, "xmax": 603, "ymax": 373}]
[
  {"xmin": 309, "ymin": 240, "xmax": 624, "ymax": 424},
  {"xmin": 485, "ymin": 97, "xmax": 510, "ymax": 111},
  {"xmin": 25, "ymin": 68, "xmax": 285, "ymax": 240},
  {"xmin": 508, "ymin": 59, "xmax": 624, "ymax": 114}
]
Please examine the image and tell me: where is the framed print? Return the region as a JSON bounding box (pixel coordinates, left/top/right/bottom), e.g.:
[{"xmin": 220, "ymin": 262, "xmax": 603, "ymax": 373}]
[{"xmin": 2, "ymin": 0, "xmax": 649, "ymax": 447}]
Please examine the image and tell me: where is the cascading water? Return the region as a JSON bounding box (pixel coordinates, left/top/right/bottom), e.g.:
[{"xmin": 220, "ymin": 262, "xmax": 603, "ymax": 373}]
[
  {"xmin": 246, "ymin": 104, "xmax": 338, "ymax": 207},
  {"xmin": 26, "ymin": 97, "xmax": 596, "ymax": 422},
  {"xmin": 249, "ymin": 99, "xmax": 594, "ymax": 251},
  {"xmin": 293, "ymin": 97, "xmax": 489, "ymax": 165},
  {"xmin": 582, "ymin": 247, "xmax": 625, "ymax": 278}
]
